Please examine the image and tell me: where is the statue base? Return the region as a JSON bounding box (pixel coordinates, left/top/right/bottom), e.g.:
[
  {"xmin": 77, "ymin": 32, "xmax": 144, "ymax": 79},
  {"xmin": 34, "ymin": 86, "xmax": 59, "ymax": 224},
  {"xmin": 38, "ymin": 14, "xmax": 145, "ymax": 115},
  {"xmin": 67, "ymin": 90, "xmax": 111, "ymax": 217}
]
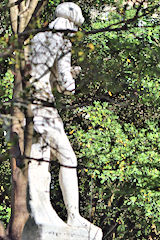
[{"xmin": 22, "ymin": 216, "xmax": 102, "ymax": 240}]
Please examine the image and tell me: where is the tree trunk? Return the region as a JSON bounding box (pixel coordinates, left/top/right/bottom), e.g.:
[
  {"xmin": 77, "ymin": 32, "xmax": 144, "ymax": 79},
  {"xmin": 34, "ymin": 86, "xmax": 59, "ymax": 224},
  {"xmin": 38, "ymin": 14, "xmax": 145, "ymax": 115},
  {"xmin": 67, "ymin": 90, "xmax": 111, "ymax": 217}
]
[
  {"xmin": 9, "ymin": 61, "xmax": 29, "ymax": 240},
  {"xmin": 8, "ymin": 1, "xmax": 47, "ymax": 238}
]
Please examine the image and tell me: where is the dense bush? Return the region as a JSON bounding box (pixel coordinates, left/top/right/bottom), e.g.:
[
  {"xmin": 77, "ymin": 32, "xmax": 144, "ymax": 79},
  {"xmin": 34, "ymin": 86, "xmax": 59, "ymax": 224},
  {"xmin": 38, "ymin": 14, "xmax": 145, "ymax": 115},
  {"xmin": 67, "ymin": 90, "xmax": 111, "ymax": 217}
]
[{"xmin": 66, "ymin": 101, "xmax": 160, "ymax": 239}]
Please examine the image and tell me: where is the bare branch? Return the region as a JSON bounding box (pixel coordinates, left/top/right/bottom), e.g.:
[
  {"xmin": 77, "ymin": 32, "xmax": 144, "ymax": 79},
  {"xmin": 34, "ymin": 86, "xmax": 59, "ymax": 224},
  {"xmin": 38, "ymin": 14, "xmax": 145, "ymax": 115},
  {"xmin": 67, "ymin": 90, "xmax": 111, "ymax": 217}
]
[
  {"xmin": 86, "ymin": 3, "xmax": 159, "ymax": 35},
  {"xmin": 9, "ymin": 0, "xmax": 43, "ymax": 33},
  {"xmin": 9, "ymin": 0, "xmax": 19, "ymax": 33},
  {"xmin": 18, "ymin": 0, "xmax": 30, "ymax": 16},
  {"xmin": 16, "ymin": 2, "xmax": 159, "ymax": 38},
  {"xmin": 34, "ymin": 0, "xmax": 47, "ymax": 17},
  {"xmin": 24, "ymin": 0, "xmax": 39, "ymax": 31},
  {"xmin": 19, "ymin": 1, "xmax": 28, "ymax": 33}
]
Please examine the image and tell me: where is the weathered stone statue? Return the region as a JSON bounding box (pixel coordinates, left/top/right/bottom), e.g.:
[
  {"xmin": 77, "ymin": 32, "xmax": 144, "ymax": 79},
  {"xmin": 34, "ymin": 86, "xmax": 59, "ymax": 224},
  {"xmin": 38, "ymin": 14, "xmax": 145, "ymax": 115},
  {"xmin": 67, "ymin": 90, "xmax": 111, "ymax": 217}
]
[{"xmin": 22, "ymin": 2, "xmax": 103, "ymax": 240}]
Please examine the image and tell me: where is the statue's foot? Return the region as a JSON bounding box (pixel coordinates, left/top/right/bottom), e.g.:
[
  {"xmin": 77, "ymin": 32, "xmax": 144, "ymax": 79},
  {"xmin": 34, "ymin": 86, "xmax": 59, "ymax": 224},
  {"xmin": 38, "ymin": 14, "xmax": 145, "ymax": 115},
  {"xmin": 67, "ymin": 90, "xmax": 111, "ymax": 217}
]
[{"xmin": 67, "ymin": 214, "xmax": 103, "ymax": 240}]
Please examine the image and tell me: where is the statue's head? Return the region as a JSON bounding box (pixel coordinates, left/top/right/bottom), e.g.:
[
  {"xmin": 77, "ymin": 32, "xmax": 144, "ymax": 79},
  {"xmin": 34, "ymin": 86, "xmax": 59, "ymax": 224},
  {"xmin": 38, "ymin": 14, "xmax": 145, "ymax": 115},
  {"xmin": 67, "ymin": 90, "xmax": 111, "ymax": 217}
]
[
  {"xmin": 49, "ymin": 2, "xmax": 84, "ymax": 30},
  {"xmin": 55, "ymin": 2, "xmax": 84, "ymax": 26}
]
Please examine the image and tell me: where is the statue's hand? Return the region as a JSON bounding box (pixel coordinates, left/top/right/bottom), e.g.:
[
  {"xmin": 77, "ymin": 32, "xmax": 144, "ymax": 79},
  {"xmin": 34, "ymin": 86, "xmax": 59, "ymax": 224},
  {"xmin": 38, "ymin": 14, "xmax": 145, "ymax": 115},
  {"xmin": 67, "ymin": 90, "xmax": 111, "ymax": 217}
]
[{"xmin": 71, "ymin": 66, "xmax": 81, "ymax": 79}]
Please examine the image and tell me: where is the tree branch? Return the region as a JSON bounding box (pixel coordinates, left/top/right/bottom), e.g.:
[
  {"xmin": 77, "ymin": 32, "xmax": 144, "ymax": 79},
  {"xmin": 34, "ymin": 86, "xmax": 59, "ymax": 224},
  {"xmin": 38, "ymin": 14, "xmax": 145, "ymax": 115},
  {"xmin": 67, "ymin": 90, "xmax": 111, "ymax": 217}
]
[
  {"xmin": 9, "ymin": 0, "xmax": 19, "ymax": 33},
  {"xmin": 24, "ymin": 0, "xmax": 39, "ymax": 30},
  {"xmin": 16, "ymin": 2, "xmax": 159, "ymax": 38}
]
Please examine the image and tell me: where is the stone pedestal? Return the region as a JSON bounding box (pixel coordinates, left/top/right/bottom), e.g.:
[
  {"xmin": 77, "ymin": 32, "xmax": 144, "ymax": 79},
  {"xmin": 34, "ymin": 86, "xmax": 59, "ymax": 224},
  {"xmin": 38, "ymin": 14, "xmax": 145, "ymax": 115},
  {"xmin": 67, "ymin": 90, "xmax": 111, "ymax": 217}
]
[{"xmin": 22, "ymin": 216, "xmax": 102, "ymax": 240}]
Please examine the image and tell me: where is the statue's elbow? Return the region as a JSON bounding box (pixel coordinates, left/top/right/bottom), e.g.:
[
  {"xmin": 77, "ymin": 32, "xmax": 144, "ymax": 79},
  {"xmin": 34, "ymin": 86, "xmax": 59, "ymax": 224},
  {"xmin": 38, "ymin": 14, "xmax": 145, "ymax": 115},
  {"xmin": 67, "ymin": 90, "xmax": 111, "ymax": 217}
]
[
  {"xmin": 57, "ymin": 82, "xmax": 75, "ymax": 95},
  {"xmin": 64, "ymin": 82, "xmax": 75, "ymax": 95}
]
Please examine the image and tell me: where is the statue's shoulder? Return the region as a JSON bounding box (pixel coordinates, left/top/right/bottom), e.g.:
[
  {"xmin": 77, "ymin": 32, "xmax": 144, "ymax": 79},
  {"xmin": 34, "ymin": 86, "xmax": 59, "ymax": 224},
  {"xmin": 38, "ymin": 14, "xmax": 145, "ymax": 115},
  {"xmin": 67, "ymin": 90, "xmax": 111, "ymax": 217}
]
[
  {"xmin": 32, "ymin": 31, "xmax": 49, "ymax": 43},
  {"xmin": 32, "ymin": 31, "xmax": 63, "ymax": 45}
]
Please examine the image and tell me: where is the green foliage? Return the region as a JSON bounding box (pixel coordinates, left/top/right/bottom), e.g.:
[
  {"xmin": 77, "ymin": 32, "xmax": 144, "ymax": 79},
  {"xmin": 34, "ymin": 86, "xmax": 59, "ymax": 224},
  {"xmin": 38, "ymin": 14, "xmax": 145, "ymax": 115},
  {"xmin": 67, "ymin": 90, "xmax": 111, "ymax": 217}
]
[
  {"xmin": 0, "ymin": 70, "xmax": 13, "ymax": 205},
  {"xmin": 0, "ymin": 132, "xmax": 11, "ymax": 212},
  {"xmin": 41, "ymin": 0, "xmax": 61, "ymax": 24},
  {"xmin": 0, "ymin": 69, "xmax": 13, "ymax": 223},
  {"xmin": 0, "ymin": 70, "xmax": 14, "ymax": 102},
  {"xmin": 0, "ymin": 159, "xmax": 11, "ymax": 206},
  {"xmin": 0, "ymin": 205, "xmax": 11, "ymax": 227},
  {"xmin": 129, "ymin": 76, "xmax": 160, "ymax": 108},
  {"xmin": 69, "ymin": 1, "xmax": 160, "ymax": 98},
  {"xmin": 67, "ymin": 101, "xmax": 160, "ymax": 239}
]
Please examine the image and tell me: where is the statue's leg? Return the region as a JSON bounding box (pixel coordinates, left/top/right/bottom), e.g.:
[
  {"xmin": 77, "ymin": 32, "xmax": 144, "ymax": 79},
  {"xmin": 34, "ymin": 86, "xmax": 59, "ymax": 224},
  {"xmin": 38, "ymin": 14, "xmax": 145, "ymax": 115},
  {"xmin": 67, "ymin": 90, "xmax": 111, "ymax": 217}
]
[
  {"xmin": 50, "ymin": 115, "xmax": 103, "ymax": 239},
  {"xmin": 28, "ymin": 115, "xmax": 68, "ymax": 228},
  {"xmin": 25, "ymin": 109, "xmax": 102, "ymax": 239}
]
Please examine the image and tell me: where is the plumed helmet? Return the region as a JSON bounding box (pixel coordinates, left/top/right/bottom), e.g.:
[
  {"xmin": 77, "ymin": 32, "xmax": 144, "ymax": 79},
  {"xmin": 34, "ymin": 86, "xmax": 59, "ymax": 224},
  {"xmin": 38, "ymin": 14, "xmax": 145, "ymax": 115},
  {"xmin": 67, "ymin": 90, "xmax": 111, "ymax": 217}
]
[{"xmin": 55, "ymin": 2, "xmax": 84, "ymax": 26}]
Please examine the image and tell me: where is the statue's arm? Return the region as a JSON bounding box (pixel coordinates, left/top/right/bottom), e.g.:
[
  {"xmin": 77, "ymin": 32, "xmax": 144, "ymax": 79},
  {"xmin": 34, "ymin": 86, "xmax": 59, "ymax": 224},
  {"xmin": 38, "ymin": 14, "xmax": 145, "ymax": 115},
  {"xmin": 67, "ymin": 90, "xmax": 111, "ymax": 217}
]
[{"xmin": 56, "ymin": 39, "xmax": 75, "ymax": 95}]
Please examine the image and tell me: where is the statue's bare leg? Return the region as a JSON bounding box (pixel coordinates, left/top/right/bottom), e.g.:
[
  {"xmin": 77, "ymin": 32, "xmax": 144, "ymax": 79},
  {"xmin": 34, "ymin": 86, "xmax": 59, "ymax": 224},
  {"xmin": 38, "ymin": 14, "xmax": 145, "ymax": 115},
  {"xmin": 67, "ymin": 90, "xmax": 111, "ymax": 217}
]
[
  {"xmin": 28, "ymin": 114, "xmax": 68, "ymax": 228},
  {"xmin": 59, "ymin": 167, "xmax": 102, "ymax": 239},
  {"xmin": 51, "ymin": 116, "xmax": 103, "ymax": 239}
]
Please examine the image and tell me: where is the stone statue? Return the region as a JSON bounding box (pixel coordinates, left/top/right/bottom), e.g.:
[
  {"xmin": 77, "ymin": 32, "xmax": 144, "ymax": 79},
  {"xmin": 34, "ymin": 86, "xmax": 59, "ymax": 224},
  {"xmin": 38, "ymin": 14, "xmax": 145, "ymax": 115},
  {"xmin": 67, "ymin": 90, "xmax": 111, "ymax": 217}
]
[{"xmin": 22, "ymin": 2, "xmax": 103, "ymax": 240}]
